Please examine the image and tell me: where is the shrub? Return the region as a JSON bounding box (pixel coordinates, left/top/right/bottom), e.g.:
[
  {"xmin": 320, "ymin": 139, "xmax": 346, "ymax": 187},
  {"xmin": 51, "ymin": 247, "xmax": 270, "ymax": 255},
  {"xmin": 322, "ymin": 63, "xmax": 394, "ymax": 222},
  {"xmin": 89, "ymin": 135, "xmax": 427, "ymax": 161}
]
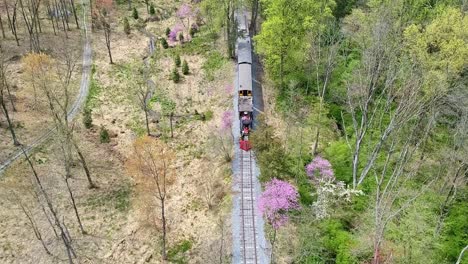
[
  {"xmin": 165, "ymin": 27, "xmax": 171, "ymax": 37},
  {"xmin": 182, "ymin": 60, "xmax": 189, "ymax": 75},
  {"xmin": 149, "ymin": 4, "xmax": 155, "ymax": 15},
  {"xmin": 123, "ymin": 17, "xmax": 130, "ymax": 35},
  {"xmin": 174, "ymin": 54, "xmax": 181, "ymax": 67},
  {"xmin": 178, "ymin": 32, "xmax": 184, "ymax": 42},
  {"xmin": 83, "ymin": 108, "xmax": 93, "ymax": 129},
  {"xmin": 100, "ymin": 126, "xmax": 110, "ymax": 143},
  {"xmin": 171, "ymin": 68, "xmax": 180, "ymax": 83},
  {"xmin": 161, "ymin": 38, "xmax": 169, "ymax": 49},
  {"xmin": 189, "ymin": 26, "xmax": 196, "ymax": 37},
  {"xmin": 132, "ymin": 7, "xmax": 138, "ymax": 19}
]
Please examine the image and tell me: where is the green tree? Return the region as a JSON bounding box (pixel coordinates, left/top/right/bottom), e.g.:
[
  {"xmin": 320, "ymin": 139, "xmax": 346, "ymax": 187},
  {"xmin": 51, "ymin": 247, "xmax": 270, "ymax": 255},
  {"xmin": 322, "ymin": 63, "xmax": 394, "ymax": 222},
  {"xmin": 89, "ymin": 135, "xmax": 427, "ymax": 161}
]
[
  {"xmin": 182, "ymin": 60, "xmax": 189, "ymax": 75},
  {"xmin": 83, "ymin": 108, "xmax": 93, "ymax": 129},
  {"xmin": 165, "ymin": 27, "xmax": 171, "ymax": 37},
  {"xmin": 132, "ymin": 7, "xmax": 139, "ymax": 19},
  {"xmin": 254, "ymin": 0, "xmax": 335, "ymax": 90},
  {"xmin": 100, "ymin": 126, "xmax": 110, "ymax": 143},
  {"xmin": 161, "ymin": 38, "xmax": 169, "ymax": 49},
  {"xmin": 174, "ymin": 54, "xmax": 181, "ymax": 67},
  {"xmin": 123, "ymin": 17, "xmax": 130, "ymax": 35},
  {"xmin": 171, "ymin": 68, "xmax": 180, "ymax": 83},
  {"xmin": 149, "ymin": 4, "xmax": 155, "ymax": 15}
]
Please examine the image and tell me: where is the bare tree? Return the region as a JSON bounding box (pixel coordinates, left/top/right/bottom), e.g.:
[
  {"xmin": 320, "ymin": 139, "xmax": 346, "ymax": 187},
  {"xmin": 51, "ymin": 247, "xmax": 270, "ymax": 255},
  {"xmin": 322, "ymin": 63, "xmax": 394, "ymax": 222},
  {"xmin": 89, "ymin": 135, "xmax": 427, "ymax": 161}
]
[
  {"xmin": 19, "ymin": 0, "xmax": 41, "ymax": 52},
  {"xmin": 0, "ymin": 46, "xmax": 20, "ymax": 146},
  {"xmin": 93, "ymin": 0, "xmax": 114, "ymax": 64},
  {"xmin": 21, "ymin": 147, "xmax": 76, "ymax": 263},
  {"xmin": 309, "ymin": 20, "xmax": 342, "ymax": 155},
  {"xmin": 128, "ymin": 136, "xmax": 175, "ymax": 261},
  {"xmin": 4, "ymin": 0, "xmax": 20, "ymax": 46}
]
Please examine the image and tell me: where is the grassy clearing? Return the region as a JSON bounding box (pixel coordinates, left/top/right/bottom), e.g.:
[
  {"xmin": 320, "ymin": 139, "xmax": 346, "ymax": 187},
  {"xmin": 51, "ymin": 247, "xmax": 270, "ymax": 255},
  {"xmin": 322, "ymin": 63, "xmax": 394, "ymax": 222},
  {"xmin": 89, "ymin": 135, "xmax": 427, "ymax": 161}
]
[
  {"xmin": 202, "ymin": 51, "xmax": 226, "ymax": 81},
  {"xmin": 167, "ymin": 239, "xmax": 193, "ymax": 264},
  {"xmin": 85, "ymin": 183, "xmax": 132, "ymax": 213},
  {"xmin": 84, "ymin": 65, "xmax": 102, "ymax": 111}
]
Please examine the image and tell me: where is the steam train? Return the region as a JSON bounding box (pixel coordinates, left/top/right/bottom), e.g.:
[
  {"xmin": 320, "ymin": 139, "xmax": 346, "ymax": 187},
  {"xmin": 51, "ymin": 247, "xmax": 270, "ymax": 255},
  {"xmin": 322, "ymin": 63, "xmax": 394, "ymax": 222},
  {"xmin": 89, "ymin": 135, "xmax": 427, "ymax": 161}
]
[{"xmin": 237, "ymin": 30, "xmax": 253, "ymax": 151}]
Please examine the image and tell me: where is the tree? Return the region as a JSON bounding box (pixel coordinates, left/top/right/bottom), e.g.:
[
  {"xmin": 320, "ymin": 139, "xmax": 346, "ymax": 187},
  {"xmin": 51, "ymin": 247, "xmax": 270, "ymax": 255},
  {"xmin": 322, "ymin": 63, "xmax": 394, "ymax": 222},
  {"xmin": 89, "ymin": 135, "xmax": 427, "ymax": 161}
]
[
  {"xmin": 182, "ymin": 60, "xmax": 189, "ymax": 75},
  {"xmin": 83, "ymin": 108, "xmax": 93, "ymax": 128},
  {"xmin": 94, "ymin": 0, "xmax": 114, "ymax": 64},
  {"xmin": 99, "ymin": 125, "xmax": 110, "ymax": 143},
  {"xmin": 165, "ymin": 27, "xmax": 170, "ymax": 37},
  {"xmin": 161, "ymin": 38, "xmax": 168, "ymax": 49},
  {"xmin": 127, "ymin": 136, "xmax": 176, "ymax": 261},
  {"xmin": 176, "ymin": 3, "xmax": 192, "ymax": 28},
  {"xmin": 149, "ymin": 4, "xmax": 155, "ymax": 15},
  {"xmin": 254, "ymin": 0, "xmax": 334, "ymax": 90},
  {"xmin": 132, "ymin": 7, "xmax": 138, "ymax": 19},
  {"xmin": 19, "ymin": 0, "xmax": 41, "ymax": 52},
  {"xmin": 0, "ymin": 46, "xmax": 20, "ymax": 146},
  {"xmin": 171, "ymin": 68, "xmax": 180, "ymax": 83},
  {"xmin": 258, "ymin": 178, "xmax": 300, "ymax": 262},
  {"xmin": 168, "ymin": 24, "xmax": 183, "ymax": 43},
  {"xmin": 123, "ymin": 17, "xmax": 130, "ymax": 34},
  {"xmin": 174, "ymin": 54, "xmax": 181, "ymax": 67}
]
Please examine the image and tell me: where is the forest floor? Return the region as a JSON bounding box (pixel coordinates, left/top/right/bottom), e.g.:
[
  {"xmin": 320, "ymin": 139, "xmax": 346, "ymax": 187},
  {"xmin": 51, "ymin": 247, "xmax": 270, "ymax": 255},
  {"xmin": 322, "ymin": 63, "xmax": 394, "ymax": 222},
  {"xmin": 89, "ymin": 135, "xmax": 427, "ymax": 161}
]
[{"xmin": 0, "ymin": 0, "xmax": 235, "ymax": 263}]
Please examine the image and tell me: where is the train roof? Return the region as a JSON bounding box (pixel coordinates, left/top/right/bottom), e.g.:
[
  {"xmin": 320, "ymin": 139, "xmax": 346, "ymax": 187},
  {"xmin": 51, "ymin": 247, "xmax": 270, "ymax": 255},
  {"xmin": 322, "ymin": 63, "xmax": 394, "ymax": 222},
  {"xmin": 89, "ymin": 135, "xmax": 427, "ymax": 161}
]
[
  {"xmin": 237, "ymin": 37, "xmax": 252, "ymax": 64},
  {"xmin": 239, "ymin": 97, "xmax": 253, "ymax": 112},
  {"xmin": 238, "ymin": 64, "xmax": 252, "ymax": 92}
]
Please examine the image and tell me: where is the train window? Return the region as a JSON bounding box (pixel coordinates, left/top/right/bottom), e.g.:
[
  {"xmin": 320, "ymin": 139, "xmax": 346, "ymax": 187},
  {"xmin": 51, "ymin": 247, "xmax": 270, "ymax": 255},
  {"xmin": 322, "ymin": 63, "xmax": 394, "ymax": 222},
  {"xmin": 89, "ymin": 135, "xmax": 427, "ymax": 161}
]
[{"xmin": 248, "ymin": 91, "xmax": 252, "ymax": 96}]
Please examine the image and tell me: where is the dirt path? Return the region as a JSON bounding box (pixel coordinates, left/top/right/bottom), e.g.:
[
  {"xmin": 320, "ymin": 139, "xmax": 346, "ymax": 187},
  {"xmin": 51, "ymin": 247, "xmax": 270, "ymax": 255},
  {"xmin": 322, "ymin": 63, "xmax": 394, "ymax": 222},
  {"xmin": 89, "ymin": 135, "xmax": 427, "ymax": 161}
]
[{"xmin": 0, "ymin": 0, "xmax": 92, "ymax": 174}]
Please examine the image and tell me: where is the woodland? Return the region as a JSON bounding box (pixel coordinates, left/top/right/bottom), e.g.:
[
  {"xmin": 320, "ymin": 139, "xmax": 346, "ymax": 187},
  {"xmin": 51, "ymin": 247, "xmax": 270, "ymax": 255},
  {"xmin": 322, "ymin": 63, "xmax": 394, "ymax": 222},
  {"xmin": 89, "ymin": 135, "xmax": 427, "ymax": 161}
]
[{"xmin": 251, "ymin": 0, "xmax": 468, "ymax": 263}]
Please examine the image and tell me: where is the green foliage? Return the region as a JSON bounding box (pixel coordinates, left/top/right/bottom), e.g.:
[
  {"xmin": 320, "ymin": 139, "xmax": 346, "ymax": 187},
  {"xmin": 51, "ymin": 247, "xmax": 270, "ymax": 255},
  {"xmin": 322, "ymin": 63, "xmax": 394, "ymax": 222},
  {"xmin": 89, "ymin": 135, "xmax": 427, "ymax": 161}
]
[
  {"xmin": 201, "ymin": 51, "xmax": 225, "ymax": 81},
  {"xmin": 123, "ymin": 17, "xmax": 130, "ymax": 35},
  {"xmin": 189, "ymin": 27, "xmax": 196, "ymax": 37},
  {"xmin": 171, "ymin": 68, "xmax": 180, "ymax": 83},
  {"xmin": 182, "ymin": 60, "xmax": 189, "ymax": 75},
  {"xmin": 320, "ymin": 220, "xmax": 357, "ymax": 264},
  {"xmin": 100, "ymin": 126, "xmax": 110, "ymax": 143},
  {"xmin": 165, "ymin": 27, "xmax": 171, "ymax": 37},
  {"xmin": 438, "ymin": 192, "xmax": 468, "ymax": 263},
  {"xmin": 161, "ymin": 38, "xmax": 169, "ymax": 49},
  {"xmin": 254, "ymin": 0, "xmax": 335, "ymax": 89},
  {"xmin": 86, "ymin": 184, "xmax": 131, "ymax": 212},
  {"xmin": 83, "ymin": 108, "xmax": 93, "ymax": 129},
  {"xmin": 149, "ymin": 4, "xmax": 155, "ymax": 15},
  {"xmin": 174, "ymin": 54, "xmax": 181, "ymax": 67},
  {"xmin": 132, "ymin": 7, "xmax": 139, "ymax": 19},
  {"xmin": 167, "ymin": 240, "xmax": 192, "ymax": 264},
  {"xmin": 178, "ymin": 32, "xmax": 184, "ymax": 42},
  {"xmin": 250, "ymin": 115, "xmax": 292, "ymax": 182}
]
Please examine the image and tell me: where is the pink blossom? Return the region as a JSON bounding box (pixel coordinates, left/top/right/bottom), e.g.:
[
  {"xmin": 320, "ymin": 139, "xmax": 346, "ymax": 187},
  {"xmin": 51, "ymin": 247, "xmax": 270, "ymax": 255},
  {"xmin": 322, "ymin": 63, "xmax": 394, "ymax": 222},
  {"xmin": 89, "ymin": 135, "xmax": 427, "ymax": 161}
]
[
  {"xmin": 168, "ymin": 24, "xmax": 183, "ymax": 42},
  {"xmin": 176, "ymin": 3, "xmax": 192, "ymax": 19},
  {"xmin": 305, "ymin": 156, "xmax": 335, "ymax": 182},
  {"xmin": 258, "ymin": 179, "xmax": 300, "ymax": 229},
  {"xmin": 221, "ymin": 111, "xmax": 233, "ymax": 130}
]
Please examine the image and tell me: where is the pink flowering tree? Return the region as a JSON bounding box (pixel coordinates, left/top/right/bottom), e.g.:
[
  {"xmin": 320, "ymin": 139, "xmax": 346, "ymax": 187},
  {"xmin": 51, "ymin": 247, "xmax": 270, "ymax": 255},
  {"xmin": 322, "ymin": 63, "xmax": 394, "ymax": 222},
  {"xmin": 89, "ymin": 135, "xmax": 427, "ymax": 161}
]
[
  {"xmin": 305, "ymin": 156, "xmax": 363, "ymax": 219},
  {"xmin": 168, "ymin": 24, "xmax": 184, "ymax": 43},
  {"xmin": 176, "ymin": 3, "xmax": 192, "ymax": 28},
  {"xmin": 213, "ymin": 111, "xmax": 234, "ymax": 162},
  {"xmin": 306, "ymin": 156, "xmax": 335, "ymax": 182},
  {"xmin": 258, "ymin": 178, "xmax": 300, "ymax": 261}
]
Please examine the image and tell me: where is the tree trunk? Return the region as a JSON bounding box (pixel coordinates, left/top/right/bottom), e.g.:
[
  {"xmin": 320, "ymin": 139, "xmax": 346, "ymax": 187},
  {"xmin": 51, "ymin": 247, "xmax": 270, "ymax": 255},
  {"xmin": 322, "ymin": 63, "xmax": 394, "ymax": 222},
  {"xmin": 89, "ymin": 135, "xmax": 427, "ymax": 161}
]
[
  {"xmin": 104, "ymin": 27, "xmax": 113, "ymax": 64},
  {"xmin": 270, "ymin": 229, "xmax": 277, "ymax": 264},
  {"xmin": 73, "ymin": 140, "xmax": 97, "ymax": 189},
  {"xmin": 249, "ymin": 0, "xmax": 259, "ymax": 35},
  {"xmin": 69, "ymin": 0, "xmax": 80, "ymax": 29},
  {"xmin": 0, "ymin": 90, "xmax": 20, "ymax": 146},
  {"xmin": 65, "ymin": 176, "xmax": 86, "ymax": 234},
  {"xmin": 170, "ymin": 112, "xmax": 174, "ymax": 138},
  {"xmin": 0, "ymin": 14, "xmax": 6, "ymax": 38},
  {"xmin": 144, "ymin": 107, "xmax": 150, "ymax": 136},
  {"xmin": 161, "ymin": 198, "xmax": 167, "ymax": 260}
]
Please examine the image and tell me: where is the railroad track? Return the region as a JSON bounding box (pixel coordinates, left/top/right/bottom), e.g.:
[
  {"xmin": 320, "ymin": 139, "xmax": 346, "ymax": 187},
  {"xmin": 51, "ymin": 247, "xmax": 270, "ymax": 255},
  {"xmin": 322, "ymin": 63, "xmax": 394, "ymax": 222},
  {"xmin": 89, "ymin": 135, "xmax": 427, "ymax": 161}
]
[{"xmin": 240, "ymin": 149, "xmax": 259, "ymax": 264}]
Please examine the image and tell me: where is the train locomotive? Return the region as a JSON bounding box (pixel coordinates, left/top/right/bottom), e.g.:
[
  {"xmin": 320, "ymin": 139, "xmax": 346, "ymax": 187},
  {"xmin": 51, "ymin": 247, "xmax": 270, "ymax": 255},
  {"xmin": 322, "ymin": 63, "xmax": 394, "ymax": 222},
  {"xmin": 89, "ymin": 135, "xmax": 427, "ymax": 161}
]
[{"xmin": 237, "ymin": 35, "xmax": 253, "ymax": 151}]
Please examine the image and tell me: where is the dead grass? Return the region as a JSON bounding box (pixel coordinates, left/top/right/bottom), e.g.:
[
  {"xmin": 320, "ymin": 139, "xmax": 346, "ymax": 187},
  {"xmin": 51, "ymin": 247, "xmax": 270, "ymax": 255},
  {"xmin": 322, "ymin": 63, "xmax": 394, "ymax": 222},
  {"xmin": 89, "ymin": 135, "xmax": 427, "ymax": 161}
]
[{"xmin": 1, "ymin": 1, "xmax": 235, "ymax": 263}]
